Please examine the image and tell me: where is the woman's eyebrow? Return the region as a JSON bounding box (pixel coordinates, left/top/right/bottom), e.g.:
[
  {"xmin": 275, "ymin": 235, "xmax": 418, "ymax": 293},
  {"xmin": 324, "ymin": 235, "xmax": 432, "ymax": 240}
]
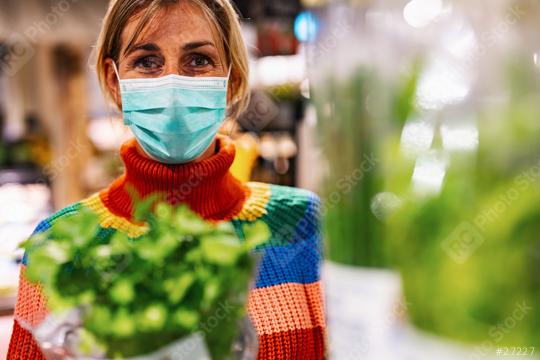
[
  {"xmin": 125, "ymin": 42, "xmax": 161, "ymax": 56},
  {"xmin": 183, "ymin": 41, "xmax": 215, "ymax": 51}
]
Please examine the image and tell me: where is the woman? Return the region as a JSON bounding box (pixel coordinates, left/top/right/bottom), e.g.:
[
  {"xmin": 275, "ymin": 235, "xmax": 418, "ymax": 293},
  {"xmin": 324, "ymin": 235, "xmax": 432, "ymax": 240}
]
[{"xmin": 8, "ymin": 0, "xmax": 326, "ymax": 359}]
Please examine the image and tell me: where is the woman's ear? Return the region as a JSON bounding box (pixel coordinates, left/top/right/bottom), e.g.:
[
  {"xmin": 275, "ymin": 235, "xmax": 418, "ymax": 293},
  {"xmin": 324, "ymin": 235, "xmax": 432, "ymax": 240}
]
[{"xmin": 104, "ymin": 58, "xmax": 122, "ymax": 109}]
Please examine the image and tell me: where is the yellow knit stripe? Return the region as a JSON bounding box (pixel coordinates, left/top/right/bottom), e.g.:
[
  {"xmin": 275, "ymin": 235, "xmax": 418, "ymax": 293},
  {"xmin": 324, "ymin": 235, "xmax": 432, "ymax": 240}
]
[
  {"xmin": 81, "ymin": 194, "xmax": 148, "ymax": 238},
  {"xmin": 80, "ymin": 182, "xmax": 270, "ymax": 235},
  {"xmin": 234, "ymin": 182, "xmax": 271, "ymax": 221}
]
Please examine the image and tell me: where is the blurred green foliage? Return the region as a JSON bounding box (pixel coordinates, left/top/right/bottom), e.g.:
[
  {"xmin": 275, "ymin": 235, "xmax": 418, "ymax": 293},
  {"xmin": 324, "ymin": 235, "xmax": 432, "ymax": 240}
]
[
  {"xmin": 22, "ymin": 199, "xmax": 270, "ymax": 359},
  {"xmin": 314, "ymin": 62, "xmax": 421, "ymax": 267},
  {"xmin": 387, "ymin": 57, "xmax": 540, "ymax": 347},
  {"xmin": 314, "ymin": 54, "xmax": 540, "ymax": 346}
]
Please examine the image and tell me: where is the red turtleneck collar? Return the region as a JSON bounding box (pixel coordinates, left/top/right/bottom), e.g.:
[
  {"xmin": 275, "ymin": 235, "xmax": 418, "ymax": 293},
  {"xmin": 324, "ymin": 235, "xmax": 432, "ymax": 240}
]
[{"xmin": 99, "ymin": 135, "xmax": 249, "ymax": 221}]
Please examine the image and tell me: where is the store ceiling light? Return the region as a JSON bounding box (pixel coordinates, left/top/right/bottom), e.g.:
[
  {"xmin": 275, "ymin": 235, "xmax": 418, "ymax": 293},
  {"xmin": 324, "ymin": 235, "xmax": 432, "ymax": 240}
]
[
  {"xmin": 252, "ymin": 55, "xmax": 306, "ymax": 88},
  {"xmin": 403, "ymin": 0, "xmax": 444, "ymax": 28},
  {"xmin": 294, "ymin": 11, "xmax": 319, "ymax": 42},
  {"xmin": 416, "ymin": 58, "xmax": 470, "ymax": 110}
]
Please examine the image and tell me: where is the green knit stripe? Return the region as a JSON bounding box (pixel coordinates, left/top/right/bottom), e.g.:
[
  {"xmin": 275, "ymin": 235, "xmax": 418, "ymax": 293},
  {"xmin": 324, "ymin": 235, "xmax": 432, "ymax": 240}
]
[
  {"xmin": 253, "ymin": 185, "xmax": 318, "ymax": 247},
  {"xmin": 46, "ymin": 201, "xmax": 83, "ymax": 223}
]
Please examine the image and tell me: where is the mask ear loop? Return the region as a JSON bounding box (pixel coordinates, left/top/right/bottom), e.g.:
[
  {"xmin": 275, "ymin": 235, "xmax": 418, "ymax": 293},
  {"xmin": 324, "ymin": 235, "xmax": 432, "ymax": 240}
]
[
  {"xmin": 112, "ymin": 61, "xmax": 121, "ymax": 81},
  {"xmin": 224, "ymin": 65, "xmax": 236, "ymax": 135},
  {"xmin": 111, "ymin": 61, "xmax": 130, "ymax": 125}
]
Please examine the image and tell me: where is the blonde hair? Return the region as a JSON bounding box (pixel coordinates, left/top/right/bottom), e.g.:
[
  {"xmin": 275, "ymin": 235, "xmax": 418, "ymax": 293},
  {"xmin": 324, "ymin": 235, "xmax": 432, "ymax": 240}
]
[{"xmin": 95, "ymin": 0, "xmax": 250, "ymax": 120}]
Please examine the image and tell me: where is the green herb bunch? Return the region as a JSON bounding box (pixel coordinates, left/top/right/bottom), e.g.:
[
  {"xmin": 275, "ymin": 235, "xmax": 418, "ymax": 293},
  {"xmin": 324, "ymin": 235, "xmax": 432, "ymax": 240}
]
[{"xmin": 23, "ymin": 199, "xmax": 270, "ymax": 359}]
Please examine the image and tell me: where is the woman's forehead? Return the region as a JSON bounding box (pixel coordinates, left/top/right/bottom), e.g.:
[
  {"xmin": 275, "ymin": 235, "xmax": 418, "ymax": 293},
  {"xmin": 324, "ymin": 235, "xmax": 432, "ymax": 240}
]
[{"xmin": 120, "ymin": 2, "xmax": 218, "ymax": 52}]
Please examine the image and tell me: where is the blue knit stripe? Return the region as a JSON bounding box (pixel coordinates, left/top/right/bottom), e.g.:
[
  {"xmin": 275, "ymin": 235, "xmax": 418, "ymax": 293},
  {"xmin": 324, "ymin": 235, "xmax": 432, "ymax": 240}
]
[
  {"xmin": 22, "ymin": 202, "xmax": 83, "ymax": 265},
  {"xmin": 21, "ymin": 219, "xmax": 51, "ymax": 266},
  {"xmin": 254, "ymin": 229, "xmax": 321, "ymax": 287},
  {"xmin": 254, "ymin": 191, "xmax": 322, "ymax": 288}
]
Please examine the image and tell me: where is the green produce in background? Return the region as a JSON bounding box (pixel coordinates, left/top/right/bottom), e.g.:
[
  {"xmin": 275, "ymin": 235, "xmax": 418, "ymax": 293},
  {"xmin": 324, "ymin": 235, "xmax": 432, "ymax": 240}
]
[
  {"xmin": 313, "ymin": 48, "xmax": 540, "ymax": 347},
  {"xmin": 313, "ymin": 70, "xmax": 384, "ymax": 267},
  {"xmin": 313, "ymin": 61, "xmax": 421, "ymax": 268},
  {"xmin": 386, "ymin": 57, "xmax": 540, "ymax": 347},
  {"xmin": 22, "ymin": 197, "xmax": 270, "ymax": 359}
]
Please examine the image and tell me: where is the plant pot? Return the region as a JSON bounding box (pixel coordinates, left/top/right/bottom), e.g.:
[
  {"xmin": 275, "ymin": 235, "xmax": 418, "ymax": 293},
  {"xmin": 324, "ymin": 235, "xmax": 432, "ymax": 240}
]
[
  {"xmin": 27, "ymin": 308, "xmax": 210, "ymax": 360},
  {"xmin": 323, "ymin": 262, "xmax": 403, "ymax": 360}
]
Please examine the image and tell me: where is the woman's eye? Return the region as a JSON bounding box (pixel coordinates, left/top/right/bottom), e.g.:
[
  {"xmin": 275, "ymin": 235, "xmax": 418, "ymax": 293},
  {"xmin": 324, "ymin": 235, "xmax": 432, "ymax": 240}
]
[
  {"xmin": 189, "ymin": 54, "xmax": 212, "ymax": 68},
  {"xmin": 134, "ymin": 56, "xmax": 163, "ymax": 71}
]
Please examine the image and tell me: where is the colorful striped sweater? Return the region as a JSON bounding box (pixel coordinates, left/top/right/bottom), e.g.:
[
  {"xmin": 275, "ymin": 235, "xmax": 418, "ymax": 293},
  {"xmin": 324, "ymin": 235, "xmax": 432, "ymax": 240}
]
[{"xmin": 7, "ymin": 135, "xmax": 326, "ymax": 359}]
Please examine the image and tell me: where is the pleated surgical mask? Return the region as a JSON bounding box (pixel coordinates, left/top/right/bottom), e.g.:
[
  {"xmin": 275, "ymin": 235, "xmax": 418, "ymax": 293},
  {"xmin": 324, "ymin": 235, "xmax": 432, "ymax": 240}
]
[{"xmin": 113, "ymin": 62, "xmax": 230, "ymax": 164}]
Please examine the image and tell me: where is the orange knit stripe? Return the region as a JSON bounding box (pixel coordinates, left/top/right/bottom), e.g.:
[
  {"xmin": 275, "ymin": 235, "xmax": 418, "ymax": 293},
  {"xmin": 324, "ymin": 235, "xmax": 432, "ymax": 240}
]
[
  {"xmin": 305, "ymin": 280, "xmax": 326, "ymax": 330},
  {"xmin": 7, "ymin": 320, "xmax": 45, "ymax": 360},
  {"xmin": 247, "ymin": 281, "xmax": 325, "ymax": 335},
  {"xmin": 256, "ymin": 326, "xmax": 326, "ymax": 360},
  {"xmin": 13, "ymin": 265, "xmax": 49, "ymax": 328}
]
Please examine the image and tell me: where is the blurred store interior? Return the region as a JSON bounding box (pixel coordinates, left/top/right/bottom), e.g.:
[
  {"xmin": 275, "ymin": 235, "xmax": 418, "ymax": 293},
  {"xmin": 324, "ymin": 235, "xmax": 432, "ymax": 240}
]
[{"xmin": 0, "ymin": 0, "xmax": 324, "ymax": 356}]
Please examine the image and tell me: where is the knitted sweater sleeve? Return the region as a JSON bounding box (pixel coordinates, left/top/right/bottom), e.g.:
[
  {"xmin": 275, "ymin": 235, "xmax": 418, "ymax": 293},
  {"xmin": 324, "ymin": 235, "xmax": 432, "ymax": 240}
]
[
  {"xmin": 242, "ymin": 184, "xmax": 327, "ymax": 360},
  {"xmin": 7, "ymin": 266, "xmax": 47, "ymax": 359},
  {"xmin": 7, "ymin": 218, "xmax": 58, "ymax": 360}
]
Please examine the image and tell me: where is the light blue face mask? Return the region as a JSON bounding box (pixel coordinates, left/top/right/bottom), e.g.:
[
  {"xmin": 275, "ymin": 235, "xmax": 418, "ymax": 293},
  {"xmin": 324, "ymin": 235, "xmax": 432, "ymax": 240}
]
[{"xmin": 113, "ymin": 63, "xmax": 230, "ymax": 164}]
